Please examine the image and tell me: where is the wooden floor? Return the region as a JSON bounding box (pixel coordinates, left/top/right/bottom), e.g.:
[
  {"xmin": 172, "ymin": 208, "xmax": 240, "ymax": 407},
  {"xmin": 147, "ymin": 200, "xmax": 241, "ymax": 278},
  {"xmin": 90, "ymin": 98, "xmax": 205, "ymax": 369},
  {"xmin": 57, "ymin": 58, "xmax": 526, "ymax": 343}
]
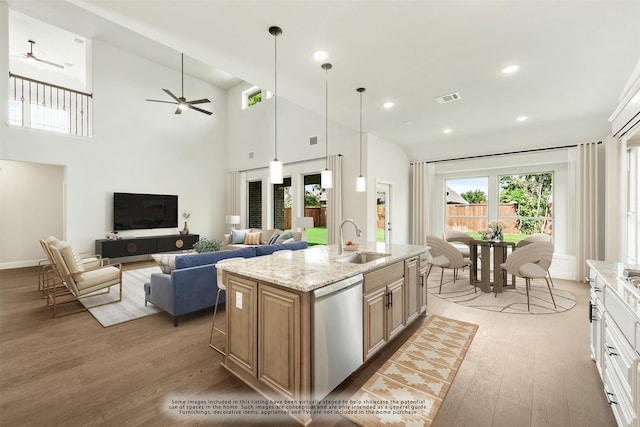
[{"xmin": 0, "ymin": 263, "xmax": 616, "ymax": 427}]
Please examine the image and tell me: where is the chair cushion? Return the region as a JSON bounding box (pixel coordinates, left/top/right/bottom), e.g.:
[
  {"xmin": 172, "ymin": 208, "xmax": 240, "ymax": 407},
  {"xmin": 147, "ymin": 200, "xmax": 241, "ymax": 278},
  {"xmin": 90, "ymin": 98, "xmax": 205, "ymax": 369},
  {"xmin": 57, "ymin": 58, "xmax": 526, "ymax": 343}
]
[
  {"xmin": 518, "ymin": 262, "xmax": 547, "ymax": 279},
  {"xmin": 55, "ymin": 240, "xmax": 86, "ymax": 280},
  {"xmin": 76, "ymin": 265, "xmax": 120, "ymax": 291},
  {"xmin": 430, "ymin": 255, "xmax": 451, "ymax": 268}
]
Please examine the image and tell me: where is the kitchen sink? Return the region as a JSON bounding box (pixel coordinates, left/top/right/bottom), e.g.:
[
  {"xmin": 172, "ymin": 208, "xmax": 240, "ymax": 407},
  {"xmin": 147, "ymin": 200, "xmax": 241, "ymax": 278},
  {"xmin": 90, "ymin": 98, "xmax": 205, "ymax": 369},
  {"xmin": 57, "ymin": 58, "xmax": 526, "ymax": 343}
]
[{"xmin": 335, "ymin": 252, "xmax": 392, "ymax": 264}]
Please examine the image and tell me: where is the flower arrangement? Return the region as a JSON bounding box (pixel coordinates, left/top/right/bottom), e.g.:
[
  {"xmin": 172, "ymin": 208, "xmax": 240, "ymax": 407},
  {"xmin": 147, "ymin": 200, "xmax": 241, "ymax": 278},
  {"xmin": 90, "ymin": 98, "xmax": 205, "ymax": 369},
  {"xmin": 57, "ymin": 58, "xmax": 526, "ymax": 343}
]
[
  {"xmin": 182, "ymin": 210, "xmax": 191, "ymax": 221},
  {"xmin": 480, "ymin": 221, "xmax": 507, "ymax": 241}
]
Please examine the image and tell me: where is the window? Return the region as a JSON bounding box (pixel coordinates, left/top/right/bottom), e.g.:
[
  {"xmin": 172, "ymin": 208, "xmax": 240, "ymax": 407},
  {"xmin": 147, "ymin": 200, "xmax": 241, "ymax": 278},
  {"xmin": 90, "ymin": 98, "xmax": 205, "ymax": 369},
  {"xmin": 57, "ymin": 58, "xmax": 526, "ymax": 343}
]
[
  {"xmin": 498, "ymin": 173, "xmax": 553, "ymax": 241},
  {"xmin": 303, "ymin": 174, "xmax": 327, "ymax": 245},
  {"xmin": 273, "ymin": 177, "xmax": 291, "ymax": 231},
  {"xmin": 242, "ymin": 86, "xmax": 271, "ymax": 110},
  {"xmin": 445, "ymin": 177, "xmax": 489, "ymax": 239},
  {"xmin": 627, "ymin": 147, "xmax": 639, "ymax": 264},
  {"xmin": 247, "ymin": 180, "xmax": 262, "ymax": 229}
]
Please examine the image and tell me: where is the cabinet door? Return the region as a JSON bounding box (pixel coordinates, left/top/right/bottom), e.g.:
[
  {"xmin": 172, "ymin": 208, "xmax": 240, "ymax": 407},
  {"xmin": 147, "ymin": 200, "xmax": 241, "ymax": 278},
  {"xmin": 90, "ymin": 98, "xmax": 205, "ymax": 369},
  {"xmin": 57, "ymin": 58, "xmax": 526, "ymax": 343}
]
[
  {"xmin": 387, "ymin": 278, "xmax": 405, "ymax": 341},
  {"xmin": 363, "ymin": 286, "xmax": 387, "ymax": 360},
  {"xmin": 405, "ymin": 257, "xmax": 419, "ymax": 323},
  {"xmin": 227, "ymin": 274, "xmax": 257, "ymax": 377},
  {"xmin": 258, "ymin": 284, "xmax": 301, "ymax": 400}
]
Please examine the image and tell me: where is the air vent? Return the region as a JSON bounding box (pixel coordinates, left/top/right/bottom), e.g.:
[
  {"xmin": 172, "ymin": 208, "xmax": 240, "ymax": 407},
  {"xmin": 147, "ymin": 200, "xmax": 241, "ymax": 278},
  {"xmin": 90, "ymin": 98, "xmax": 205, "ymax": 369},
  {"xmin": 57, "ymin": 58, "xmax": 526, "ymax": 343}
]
[
  {"xmin": 310, "ymin": 136, "xmax": 318, "ymax": 145},
  {"xmin": 435, "ymin": 92, "xmax": 461, "ymax": 104}
]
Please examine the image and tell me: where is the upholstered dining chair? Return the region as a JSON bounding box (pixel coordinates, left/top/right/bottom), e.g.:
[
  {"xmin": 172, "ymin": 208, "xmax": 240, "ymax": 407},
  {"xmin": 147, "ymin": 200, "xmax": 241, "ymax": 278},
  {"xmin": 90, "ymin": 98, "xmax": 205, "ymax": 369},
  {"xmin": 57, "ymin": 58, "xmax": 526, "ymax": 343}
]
[
  {"xmin": 500, "ymin": 241, "xmax": 556, "ymax": 311},
  {"xmin": 443, "ymin": 229, "xmax": 472, "ymax": 259},
  {"xmin": 47, "ymin": 242, "xmax": 122, "ymax": 318},
  {"xmin": 426, "ymin": 235, "xmax": 473, "ymax": 294},
  {"xmin": 209, "ymin": 257, "xmax": 244, "ymax": 355},
  {"xmin": 516, "ymin": 233, "xmax": 555, "ymax": 287}
]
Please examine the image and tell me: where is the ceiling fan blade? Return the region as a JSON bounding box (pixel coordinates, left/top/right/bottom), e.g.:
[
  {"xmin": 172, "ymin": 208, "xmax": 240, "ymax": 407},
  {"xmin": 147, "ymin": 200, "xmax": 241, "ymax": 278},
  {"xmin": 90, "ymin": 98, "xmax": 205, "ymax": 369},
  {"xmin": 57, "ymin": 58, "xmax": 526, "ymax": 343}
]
[
  {"xmin": 187, "ymin": 98, "xmax": 211, "ymax": 105},
  {"xmin": 35, "ymin": 57, "xmax": 64, "ymax": 69},
  {"xmin": 174, "ymin": 107, "xmax": 183, "ymax": 115},
  {"xmin": 146, "ymin": 99, "xmax": 177, "ymax": 104},
  {"xmin": 188, "ymin": 105, "xmax": 213, "ymax": 116},
  {"xmin": 163, "ymin": 89, "xmax": 180, "ymax": 102}
]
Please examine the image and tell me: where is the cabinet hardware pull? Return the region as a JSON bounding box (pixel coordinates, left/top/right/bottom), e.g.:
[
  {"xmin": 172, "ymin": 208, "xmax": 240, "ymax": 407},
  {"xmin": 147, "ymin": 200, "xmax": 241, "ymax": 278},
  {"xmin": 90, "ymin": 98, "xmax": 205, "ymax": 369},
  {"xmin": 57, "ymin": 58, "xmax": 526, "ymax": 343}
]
[
  {"xmin": 420, "ymin": 276, "xmax": 424, "ymax": 287},
  {"xmin": 585, "ymin": 277, "xmax": 594, "ymax": 283},
  {"xmin": 386, "ymin": 292, "xmax": 391, "ymax": 309},
  {"xmin": 593, "ymin": 288, "xmax": 602, "ymax": 292},
  {"xmin": 606, "ymin": 345, "xmax": 618, "ymax": 356},
  {"xmin": 606, "ymin": 392, "xmax": 618, "ymax": 405}
]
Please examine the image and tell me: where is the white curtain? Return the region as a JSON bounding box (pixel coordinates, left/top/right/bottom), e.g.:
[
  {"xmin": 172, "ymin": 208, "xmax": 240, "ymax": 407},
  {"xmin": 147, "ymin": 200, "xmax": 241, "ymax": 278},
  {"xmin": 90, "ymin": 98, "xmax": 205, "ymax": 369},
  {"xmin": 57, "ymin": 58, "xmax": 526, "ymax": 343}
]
[
  {"xmin": 326, "ymin": 154, "xmax": 343, "ymax": 245},
  {"xmin": 228, "ymin": 171, "xmax": 241, "ymax": 216},
  {"xmin": 575, "ymin": 142, "xmax": 600, "ymax": 280},
  {"xmin": 411, "ymin": 162, "xmax": 435, "ymax": 245},
  {"xmin": 604, "ymin": 134, "xmax": 624, "ymax": 261}
]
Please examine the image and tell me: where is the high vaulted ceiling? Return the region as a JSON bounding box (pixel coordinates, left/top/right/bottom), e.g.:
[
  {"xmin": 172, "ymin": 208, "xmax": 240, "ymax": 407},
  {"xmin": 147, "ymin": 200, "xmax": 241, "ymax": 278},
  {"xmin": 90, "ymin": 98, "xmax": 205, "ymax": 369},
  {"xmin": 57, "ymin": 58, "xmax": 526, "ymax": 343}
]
[{"xmin": 6, "ymin": 1, "xmax": 640, "ymax": 161}]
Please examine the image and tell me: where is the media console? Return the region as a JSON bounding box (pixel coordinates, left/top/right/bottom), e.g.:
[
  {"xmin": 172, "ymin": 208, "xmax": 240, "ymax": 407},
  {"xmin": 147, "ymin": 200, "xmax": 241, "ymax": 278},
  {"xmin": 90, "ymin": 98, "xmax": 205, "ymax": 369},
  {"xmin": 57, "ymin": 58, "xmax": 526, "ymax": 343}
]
[{"xmin": 95, "ymin": 234, "xmax": 200, "ymax": 259}]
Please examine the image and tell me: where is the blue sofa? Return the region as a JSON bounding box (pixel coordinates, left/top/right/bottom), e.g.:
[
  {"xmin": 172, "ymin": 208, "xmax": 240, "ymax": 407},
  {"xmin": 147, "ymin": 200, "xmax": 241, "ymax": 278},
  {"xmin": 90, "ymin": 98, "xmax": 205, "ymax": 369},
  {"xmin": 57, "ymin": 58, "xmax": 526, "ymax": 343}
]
[{"xmin": 144, "ymin": 241, "xmax": 308, "ymax": 326}]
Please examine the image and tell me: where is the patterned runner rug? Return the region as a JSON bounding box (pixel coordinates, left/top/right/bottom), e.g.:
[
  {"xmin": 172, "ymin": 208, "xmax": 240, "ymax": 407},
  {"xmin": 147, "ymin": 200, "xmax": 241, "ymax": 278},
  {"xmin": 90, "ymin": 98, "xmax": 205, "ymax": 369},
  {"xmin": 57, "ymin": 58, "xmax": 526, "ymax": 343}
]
[
  {"xmin": 80, "ymin": 266, "xmax": 161, "ymax": 327},
  {"xmin": 344, "ymin": 315, "xmax": 478, "ymax": 427}
]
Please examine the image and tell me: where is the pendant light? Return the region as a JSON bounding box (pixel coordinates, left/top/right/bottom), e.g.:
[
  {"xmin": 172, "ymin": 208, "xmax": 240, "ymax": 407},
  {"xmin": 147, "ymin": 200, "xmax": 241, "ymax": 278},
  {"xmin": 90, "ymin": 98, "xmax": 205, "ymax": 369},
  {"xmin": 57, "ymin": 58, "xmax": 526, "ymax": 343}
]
[
  {"xmin": 321, "ymin": 63, "xmax": 333, "ymax": 189},
  {"xmin": 269, "ymin": 26, "xmax": 283, "ymax": 184},
  {"xmin": 356, "ymin": 87, "xmax": 366, "ymax": 192}
]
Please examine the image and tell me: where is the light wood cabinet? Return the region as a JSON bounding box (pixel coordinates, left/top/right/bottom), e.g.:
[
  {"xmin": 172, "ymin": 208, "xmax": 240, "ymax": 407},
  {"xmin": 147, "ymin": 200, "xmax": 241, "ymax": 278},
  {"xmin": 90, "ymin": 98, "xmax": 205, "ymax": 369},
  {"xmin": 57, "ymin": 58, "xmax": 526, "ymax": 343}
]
[
  {"xmin": 226, "ymin": 274, "xmax": 257, "ymax": 377},
  {"xmin": 404, "ymin": 256, "xmax": 420, "ymax": 324},
  {"xmin": 363, "ymin": 261, "xmax": 405, "ymax": 360},
  {"xmin": 258, "ymin": 283, "xmax": 301, "ymax": 400}
]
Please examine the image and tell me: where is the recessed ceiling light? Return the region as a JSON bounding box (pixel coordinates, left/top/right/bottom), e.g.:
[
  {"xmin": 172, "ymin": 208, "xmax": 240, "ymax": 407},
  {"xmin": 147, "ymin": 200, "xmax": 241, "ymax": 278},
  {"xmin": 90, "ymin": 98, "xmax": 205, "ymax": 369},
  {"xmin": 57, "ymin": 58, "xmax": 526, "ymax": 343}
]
[
  {"xmin": 405, "ymin": 121, "xmax": 413, "ymax": 126},
  {"xmin": 501, "ymin": 64, "xmax": 520, "ymax": 74},
  {"xmin": 312, "ymin": 50, "xmax": 329, "ymax": 61},
  {"xmin": 73, "ymin": 37, "xmax": 85, "ymax": 45},
  {"xmin": 443, "ymin": 128, "xmax": 452, "ymax": 134},
  {"xmin": 383, "ymin": 101, "xmax": 394, "ymax": 109},
  {"xmin": 517, "ymin": 116, "xmax": 528, "ymax": 122}
]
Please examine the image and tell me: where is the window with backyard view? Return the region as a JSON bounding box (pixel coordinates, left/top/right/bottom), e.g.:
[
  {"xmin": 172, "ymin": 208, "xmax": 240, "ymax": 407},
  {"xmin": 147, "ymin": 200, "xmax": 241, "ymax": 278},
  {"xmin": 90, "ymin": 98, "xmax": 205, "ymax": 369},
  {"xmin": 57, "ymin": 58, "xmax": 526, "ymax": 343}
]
[{"xmin": 445, "ymin": 173, "xmax": 553, "ymax": 243}]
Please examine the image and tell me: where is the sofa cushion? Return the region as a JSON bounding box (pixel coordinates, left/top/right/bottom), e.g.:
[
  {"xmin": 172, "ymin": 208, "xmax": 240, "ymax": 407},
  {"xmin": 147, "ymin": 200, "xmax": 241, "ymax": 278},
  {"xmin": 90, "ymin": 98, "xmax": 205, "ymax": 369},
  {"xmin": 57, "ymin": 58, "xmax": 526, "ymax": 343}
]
[
  {"xmin": 152, "ymin": 253, "xmax": 180, "ymax": 274},
  {"xmin": 275, "ymin": 231, "xmax": 293, "ymax": 243},
  {"xmin": 231, "ymin": 229, "xmax": 249, "ymax": 244},
  {"xmin": 255, "ymin": 240, "xmax": 308, "ymax": 256},
  {"xmin": 244, "ymin": 231, "xmax": 261, "ymax": 245},
  {"xmin": 175, "ymin": 247, "xmax": 257, "ymax": 269}
]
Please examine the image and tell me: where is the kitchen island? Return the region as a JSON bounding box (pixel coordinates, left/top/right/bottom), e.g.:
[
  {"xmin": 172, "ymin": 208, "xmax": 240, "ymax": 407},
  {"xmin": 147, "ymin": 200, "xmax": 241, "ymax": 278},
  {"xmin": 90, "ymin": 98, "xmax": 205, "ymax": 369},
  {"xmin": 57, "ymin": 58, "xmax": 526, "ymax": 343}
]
[{"xmin": 216, "ymin": 242, "xmax": 429, "ymax": 425}]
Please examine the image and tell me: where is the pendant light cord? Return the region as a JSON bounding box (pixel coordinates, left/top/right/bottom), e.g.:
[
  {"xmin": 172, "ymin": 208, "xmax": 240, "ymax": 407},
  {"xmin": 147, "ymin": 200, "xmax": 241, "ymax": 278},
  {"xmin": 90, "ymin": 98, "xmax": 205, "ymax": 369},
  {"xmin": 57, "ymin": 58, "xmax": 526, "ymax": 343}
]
[
  {"xmin": 359, "ymin": 90, "xmax": 363, "ymax": 175},
  {"xmin": 274, "ymin": 33, "xmax": 278, "ymax": 161},
  {"xmin": 181, "ymin": 53, "xmax": 184, "ymax": 98},
  {"xmin": 325, "ymin": 67, "xmax": 329, "ymax": 169}
]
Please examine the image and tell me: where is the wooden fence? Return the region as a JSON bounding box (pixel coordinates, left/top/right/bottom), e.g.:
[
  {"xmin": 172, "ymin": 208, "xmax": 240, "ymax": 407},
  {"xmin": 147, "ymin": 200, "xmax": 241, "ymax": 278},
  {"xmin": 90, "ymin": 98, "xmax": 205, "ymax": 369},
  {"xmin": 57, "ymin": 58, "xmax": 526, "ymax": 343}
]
[{"xmin": 284, "ymin": 206, "xmax": 326, "ymax": 229}]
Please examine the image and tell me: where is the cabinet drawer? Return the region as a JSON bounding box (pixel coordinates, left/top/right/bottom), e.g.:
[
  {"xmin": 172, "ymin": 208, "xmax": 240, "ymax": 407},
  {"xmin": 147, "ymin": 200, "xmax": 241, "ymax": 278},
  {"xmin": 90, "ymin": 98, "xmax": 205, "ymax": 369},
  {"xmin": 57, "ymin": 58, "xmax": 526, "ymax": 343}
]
[
  {"xmin": 364, "ymin": 262, "xmax": 404, "ymax": 293},
  {"xmin": 605, "ymin": 286, "xmax": 637, "ymax": 346},
  {"xmin": 604, "ymin": 314, "xmax": 637, "ymax": 397},
  {"xmin": 604, "ymin": 364, "xmax": 637, "ymax": 427}
]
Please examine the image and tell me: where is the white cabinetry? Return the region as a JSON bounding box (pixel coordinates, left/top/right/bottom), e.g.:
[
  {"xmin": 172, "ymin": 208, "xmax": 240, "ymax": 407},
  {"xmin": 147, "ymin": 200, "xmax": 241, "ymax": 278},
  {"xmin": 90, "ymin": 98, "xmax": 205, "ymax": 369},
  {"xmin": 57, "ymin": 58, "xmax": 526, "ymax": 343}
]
[{"xmin": 589, "ymin": 260, "xmax": 640, "ymax": 427}]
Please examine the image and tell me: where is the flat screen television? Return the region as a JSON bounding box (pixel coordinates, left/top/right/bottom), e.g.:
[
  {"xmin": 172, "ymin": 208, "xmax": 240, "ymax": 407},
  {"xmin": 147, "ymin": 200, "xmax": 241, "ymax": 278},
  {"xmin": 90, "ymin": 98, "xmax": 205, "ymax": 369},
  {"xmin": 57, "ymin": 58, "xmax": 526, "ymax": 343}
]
[{"xmin": 113, "ymin": 192, "xmax": 178, "ymax": 231}]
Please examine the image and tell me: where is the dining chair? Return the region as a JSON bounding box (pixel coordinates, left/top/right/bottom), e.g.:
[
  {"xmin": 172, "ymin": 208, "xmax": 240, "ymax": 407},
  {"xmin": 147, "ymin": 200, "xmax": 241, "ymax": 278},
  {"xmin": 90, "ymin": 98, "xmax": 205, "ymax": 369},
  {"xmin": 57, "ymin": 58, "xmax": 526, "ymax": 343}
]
[
  {"xmin": 500, "ymin": 241, "xmax": 555, "ymax": 311},
  {"xmin": 443, "ymin": 229, "xmax": 472, "ymax": 259},
  {"xmin": 209, "ymin": 257, "xmax": 244, "ymax": 354},
  {"xmin": 426, "ymin": 235, "xmax": 473, "ymax": 294},
  {"xmin": 516, "ymin": 233, "xmax": 555, "ymax": 287}
]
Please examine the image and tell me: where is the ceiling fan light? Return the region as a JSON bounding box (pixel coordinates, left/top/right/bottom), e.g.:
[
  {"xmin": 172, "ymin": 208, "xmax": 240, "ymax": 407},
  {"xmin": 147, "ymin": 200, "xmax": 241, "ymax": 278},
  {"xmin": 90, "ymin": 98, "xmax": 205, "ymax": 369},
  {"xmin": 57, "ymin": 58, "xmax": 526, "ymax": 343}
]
[
  {"xmin": 356, "ymin": 175, "xmax": 366, "ymax": 192},
  {"xmin": 270, "ymin": 160, "xmax": 283, "ymax": 184},
  {"xmin": 178, "ymin": 103, "xmax": 188, "ymax": 111},
  {"xmin": 321, "ymin": 169, "xmax": 333, "ymax": 189}
]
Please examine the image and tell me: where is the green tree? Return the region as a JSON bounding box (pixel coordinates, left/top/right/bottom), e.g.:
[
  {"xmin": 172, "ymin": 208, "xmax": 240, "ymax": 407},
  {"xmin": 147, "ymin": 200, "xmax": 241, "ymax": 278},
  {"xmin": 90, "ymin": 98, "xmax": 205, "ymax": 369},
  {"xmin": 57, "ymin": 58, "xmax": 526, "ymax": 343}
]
[
  {"xmin": 499, "ymin": 173, "xmax": 552, "ymax": 234},
  {"xmin": 461, "ymin": 189, "xmax": 487, "ymax": 204}
]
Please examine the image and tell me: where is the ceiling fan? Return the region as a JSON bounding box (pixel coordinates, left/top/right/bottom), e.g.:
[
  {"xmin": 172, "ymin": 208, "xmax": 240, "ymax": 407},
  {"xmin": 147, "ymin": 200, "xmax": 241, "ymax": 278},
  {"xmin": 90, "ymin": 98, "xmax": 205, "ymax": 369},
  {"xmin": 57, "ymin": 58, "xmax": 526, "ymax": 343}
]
[
  {"xmin": 146, "ymin": 53, "xmax": 212, "ymax": 116},
  {"xmin": 19, "ymin": 40, "xmax": 64, "ymax": 69}
]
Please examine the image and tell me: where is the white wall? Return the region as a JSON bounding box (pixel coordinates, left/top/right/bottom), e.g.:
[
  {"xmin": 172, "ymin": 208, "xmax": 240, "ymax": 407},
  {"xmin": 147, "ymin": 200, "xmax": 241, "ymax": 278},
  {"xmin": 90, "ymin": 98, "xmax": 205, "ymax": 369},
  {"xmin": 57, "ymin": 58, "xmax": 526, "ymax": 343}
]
[
  {"xmin": 1, "ymin": 21, "xmax": 228, "ymax": 267},
  {"xmin": 366, "ymin": 133, "xmax": 411, "ymax": 244},
  {"xmin": 226, "ymin": 82, "xmax": 368, "ymax": 239},
  {"xmin": 0, "ymin": 160, "xmax": 64, "ymax": 267}
]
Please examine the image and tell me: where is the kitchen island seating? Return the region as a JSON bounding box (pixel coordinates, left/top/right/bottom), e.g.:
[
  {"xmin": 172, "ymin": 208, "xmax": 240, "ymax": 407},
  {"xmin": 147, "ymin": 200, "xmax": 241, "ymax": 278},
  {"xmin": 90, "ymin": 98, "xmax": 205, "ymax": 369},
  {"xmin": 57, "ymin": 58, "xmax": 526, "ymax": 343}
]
[
  {"xmin": 500, "ymin": 241, "xmax": 556, "ymax": 311},
  {"xmin": 426, "ymin": 235, "xmax": 473, "ymax": 294}
]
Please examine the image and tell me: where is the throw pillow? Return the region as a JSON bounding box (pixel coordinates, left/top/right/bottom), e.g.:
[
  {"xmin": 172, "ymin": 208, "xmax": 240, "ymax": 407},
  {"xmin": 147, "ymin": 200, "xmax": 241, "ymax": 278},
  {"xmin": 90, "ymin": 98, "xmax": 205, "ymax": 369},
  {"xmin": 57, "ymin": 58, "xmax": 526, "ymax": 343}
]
[
  {"xmin": 231, "ymin": 229, "xmax": 249, "ymax": 244},
  {"xmin": 282, "ymin": 238, "xmax": 295, "ymax": 244},
  {"xmin": 152, "ymin": 254, "xmax": 178, "ymax": 274},
  {"xmin": 268, "ymin": 232, "xmax": 281, "ymax": 245},
  {"xmin": 275, "ymin": 231, "xmax": 293, "ymax": 243},
  {"xmin": 244, "ymin": 231, "xmax": 261, "ymax": 245}
]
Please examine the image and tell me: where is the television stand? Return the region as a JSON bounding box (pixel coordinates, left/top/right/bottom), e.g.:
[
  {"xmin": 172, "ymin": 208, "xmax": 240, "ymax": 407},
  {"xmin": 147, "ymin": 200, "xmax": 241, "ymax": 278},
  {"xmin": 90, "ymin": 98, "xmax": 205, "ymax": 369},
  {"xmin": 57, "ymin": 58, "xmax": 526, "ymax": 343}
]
[{"xmin": 95, "ymin": 234, "xmax": 199, "ymax": 259}]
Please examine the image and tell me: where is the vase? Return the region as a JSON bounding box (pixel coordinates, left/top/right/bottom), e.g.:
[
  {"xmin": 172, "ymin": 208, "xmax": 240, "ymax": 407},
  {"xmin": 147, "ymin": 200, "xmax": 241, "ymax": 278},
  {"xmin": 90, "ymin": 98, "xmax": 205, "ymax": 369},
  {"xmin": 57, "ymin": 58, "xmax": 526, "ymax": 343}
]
[
  {"xmin": 180, "ymin": 221, "xmax": 189, "ymax": 235},
  {"xmin": 493, "ymin": 231, "xmax": 503, "ymax": 241}
]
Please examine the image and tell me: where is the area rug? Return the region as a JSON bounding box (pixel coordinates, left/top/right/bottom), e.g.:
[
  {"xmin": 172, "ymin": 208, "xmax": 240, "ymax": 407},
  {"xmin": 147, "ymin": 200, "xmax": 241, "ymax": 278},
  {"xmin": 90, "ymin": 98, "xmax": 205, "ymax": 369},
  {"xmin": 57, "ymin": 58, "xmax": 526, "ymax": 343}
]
[
  {"xmin": 426, "ymin": 268, "xmax": 576, "ymax": 314},
  {"xmin": 344, "ymin": 315, "xmax": 478, "ymax": 427},
  {"xmin": 80, "ymin": 266, "xmax": 162, "ymax": 327}
]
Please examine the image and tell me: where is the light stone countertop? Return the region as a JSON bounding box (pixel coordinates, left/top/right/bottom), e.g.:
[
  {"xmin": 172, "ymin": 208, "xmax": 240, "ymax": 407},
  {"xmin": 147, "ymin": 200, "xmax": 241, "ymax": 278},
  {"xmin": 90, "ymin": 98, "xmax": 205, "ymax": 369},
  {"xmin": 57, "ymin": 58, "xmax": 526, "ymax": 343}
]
[
  {"xmin": 587, "ymin": 259, "xmax": 640, "ymax": 316},
  {"xmin": 217, "ymin": 242, "xmax": 428, "ymax": 292}
]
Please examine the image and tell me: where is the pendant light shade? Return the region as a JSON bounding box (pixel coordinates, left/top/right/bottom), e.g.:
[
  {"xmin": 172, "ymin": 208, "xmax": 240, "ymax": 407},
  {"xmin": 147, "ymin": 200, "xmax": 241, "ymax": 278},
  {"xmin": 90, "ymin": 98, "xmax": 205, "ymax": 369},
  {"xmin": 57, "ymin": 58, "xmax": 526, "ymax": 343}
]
[
  {"xmin": 356, "ymin": 87, "xmax": 366, "ymax": 192},
  {"xmin": 321, "ymin": 63, "xmax": 333, "ymax": 189},
  {"xmin": 269, "ymin": 26, "xmax": 283, "ymax": 184}
]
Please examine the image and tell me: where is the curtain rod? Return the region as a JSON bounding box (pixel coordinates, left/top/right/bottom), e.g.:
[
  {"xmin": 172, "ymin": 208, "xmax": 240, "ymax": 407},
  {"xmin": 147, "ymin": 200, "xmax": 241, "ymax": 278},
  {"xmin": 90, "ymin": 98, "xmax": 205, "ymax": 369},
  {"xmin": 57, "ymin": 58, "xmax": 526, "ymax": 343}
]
[
  {"xmin": 237, "ymin": 154, "xmax": 342, "ymax": 174},
  {"xmin": 412, "ymin": 141, "xmax": 602, "ymax": 165}
]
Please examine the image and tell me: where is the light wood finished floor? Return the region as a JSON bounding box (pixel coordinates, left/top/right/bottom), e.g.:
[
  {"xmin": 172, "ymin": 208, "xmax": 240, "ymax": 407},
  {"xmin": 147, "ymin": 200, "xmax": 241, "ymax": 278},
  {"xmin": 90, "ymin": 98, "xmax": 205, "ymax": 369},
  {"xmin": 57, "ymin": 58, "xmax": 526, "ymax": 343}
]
[{"xmin": 0, "ymin": 263, "xmax": 616, "ymax": 426}]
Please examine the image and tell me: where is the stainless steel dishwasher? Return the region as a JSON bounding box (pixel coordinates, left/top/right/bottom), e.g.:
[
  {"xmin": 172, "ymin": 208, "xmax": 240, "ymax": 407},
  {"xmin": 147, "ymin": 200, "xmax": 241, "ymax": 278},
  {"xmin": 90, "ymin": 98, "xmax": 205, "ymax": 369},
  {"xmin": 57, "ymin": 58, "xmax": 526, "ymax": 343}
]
[{"xmin": 312, "ymin": 273, "xmax": 364, "ymax": 401}]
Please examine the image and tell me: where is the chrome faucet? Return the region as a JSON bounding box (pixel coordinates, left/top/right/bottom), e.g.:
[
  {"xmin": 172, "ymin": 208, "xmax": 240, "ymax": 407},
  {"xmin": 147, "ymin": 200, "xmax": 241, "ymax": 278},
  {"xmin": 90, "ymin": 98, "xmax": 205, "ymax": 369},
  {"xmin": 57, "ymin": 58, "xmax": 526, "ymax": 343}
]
[{"xmin": 339, "ymin": 218, "xmax": 362, "ymax": 254}]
